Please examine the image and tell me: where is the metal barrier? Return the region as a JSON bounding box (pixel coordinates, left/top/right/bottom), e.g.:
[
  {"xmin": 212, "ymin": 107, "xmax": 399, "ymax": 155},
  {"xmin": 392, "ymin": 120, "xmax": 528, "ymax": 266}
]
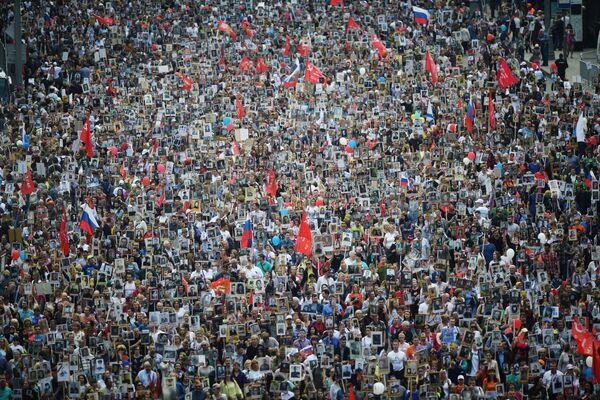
[{"xmin": 580, "ymin": 59, "xmax": 600, "ymax": 87}]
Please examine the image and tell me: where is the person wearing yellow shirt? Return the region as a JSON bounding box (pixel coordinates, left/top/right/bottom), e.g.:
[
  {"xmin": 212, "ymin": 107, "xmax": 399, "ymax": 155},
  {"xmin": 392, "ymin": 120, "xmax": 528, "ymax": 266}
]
[{"xmin": 219, "ymin": 372, "xmax": 243, "ymax": 400}]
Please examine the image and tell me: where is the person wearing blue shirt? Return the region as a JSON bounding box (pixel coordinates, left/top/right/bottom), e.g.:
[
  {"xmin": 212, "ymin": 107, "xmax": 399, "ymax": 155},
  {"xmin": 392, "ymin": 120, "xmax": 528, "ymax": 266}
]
[
  {"xmin": 322, "ymin": 296, "xmax": 343, "ymax": 317},
  {"xmin": 481, "ymin": 236, "xmax": 496, "ymax": 265}
]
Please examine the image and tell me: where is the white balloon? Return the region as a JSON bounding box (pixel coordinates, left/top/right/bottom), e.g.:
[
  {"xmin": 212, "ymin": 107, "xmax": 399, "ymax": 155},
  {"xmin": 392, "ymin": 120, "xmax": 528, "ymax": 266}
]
[
  {"xmin": 359, "ymin": 67, "xmax": 366, "ymax": 76},
  {"xmin": 587, "ymin": 356, "xmax": 593, "ymax": 368},
  {"xmin": 538, "ymin": 233, "xmax": 547, "ymax": 244},
  {"xmin": 506, "ymin": 248, "xmax": 515, "ymax": 261},
  {"xmin": 463, "ymin": 157, "xmax": 471, "ymax": 165},
  {"xmin": 339, "ymin": 137, "xmax": 348, "ymax": 146},
  {"xmin": 373, "ymin": 382, "xmax": 385, "ymax": 395}
]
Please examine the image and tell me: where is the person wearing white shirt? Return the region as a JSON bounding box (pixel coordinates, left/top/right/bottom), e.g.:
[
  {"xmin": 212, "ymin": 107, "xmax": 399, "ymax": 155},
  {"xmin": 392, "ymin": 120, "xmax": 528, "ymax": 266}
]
[
  {"xmin": 418, "ymin": 298, "xmax": 430, "ymax": 315},
  {"xmin": 361, "ymin": 327, "xmax": 373, "ymax": 349},
  {"xmin": 244, "ymin": 263, "xmax": 264, "ymax": 280},
  {"xmin": 542, "ymin": 362, "xmax": 564, "ymax": 391},
  {"xmin": 316, "ymin": 273, "xmax": 334, "ymax": 294},
  {"xmin": 386, "ymin": 339, "xmax": 408, "ymax": 379}
]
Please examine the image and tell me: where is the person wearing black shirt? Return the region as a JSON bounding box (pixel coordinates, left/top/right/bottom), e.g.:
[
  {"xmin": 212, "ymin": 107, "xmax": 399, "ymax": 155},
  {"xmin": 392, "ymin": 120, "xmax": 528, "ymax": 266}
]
[{"xmin": 555, "ymin": 53, "xmax": 568, "ymax": 81}]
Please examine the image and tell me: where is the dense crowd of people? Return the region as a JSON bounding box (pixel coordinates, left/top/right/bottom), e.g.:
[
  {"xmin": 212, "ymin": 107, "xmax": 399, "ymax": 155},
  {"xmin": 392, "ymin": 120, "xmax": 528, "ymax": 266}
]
[{"xmin": 0, "ymin": 0, "xmax": 600, "ymax": 399}]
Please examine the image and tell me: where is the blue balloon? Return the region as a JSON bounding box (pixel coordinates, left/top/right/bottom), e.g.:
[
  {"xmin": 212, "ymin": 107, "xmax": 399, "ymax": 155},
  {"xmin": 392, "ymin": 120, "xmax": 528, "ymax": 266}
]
[
  {"xmin": 223, "ymin": 116, "xmax": 231, "ymax": 125},
  {"xmin": 501, "ymin": 24, "xmax": 507, "ymax": 32},
  {"xmin": 272, "ymin": 236, "xmax": 281, "ymax": 246},
  {"xmin": 349, "ymin": 140, "xmax": 357, "ymax": 149},
  {"xmin": 20, "ymin": 250, "xmax": 25, "ymax": 260},
  {"xmin": 280, "ymin": 208, "xmax": 288, "ymax": 216},
  {"xmin": 378, "ymin": 76, "xmax": 385, "ymax": 83}
]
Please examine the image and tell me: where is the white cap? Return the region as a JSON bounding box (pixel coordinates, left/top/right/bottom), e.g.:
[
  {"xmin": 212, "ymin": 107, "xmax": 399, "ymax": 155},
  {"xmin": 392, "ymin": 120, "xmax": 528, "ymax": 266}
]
[{"xmin": 458, "ymin": 375, "xmax": 464, "ymax": 380}]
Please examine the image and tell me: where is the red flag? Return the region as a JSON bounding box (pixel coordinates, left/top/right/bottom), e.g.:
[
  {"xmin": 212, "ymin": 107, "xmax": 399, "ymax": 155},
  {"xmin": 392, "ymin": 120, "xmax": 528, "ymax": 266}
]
[
  {"xmin": 304, "ymin": 62, "xmax": 327, "ymax": 86},
  {"xmin": 330, "ymin": 0, "xmax": 343, "ymax": 5},
  {"xmin": 348, "ymin": 385, "xmax": 356, "ymax": 400},
  {"xmin": 284, "ymin": 35, "xmax": 291, "ymax": 57},
  {"xmin": 218, "ymin": 20, "xmax": 236, "ymax": 40},
  {"xmin": 297, "ymin": 43, "xmax": 310, "ymax": 57},
  {"xmin": 371, "ymin": 33, "xmax": 388, "ymax": 58},
  {"xmin": 94, "ymin": 15, "xmax": 114, "ymax": 26},
  {"xmin": 154, "ymin": 183, "xmax": 165, "ymax": 207},
  {"xmin": 60, "ymin": 207, "xmax": 70, "ymax": 256},
  {"xmin": 573, "ymin": 316, "xmax": 590, "ymax": 342},
  {"xmin": 20, "ymin": 168, "xmax": 35, "ymax": 196},
  {"xmin": 210, "ymin": 278, "xmax": 231, "ymax": 294},
  {"xmin": 177, "ymin": 72, "xmax": 193, "ymax": 91},
  {"xmin": 347, "ymin": 16, "xmax": 360, "ymax": 30},
  {"xmin": 120, "ymin": 162, "xmax": 127, "ymax": 180},
  {"xmin": 255, "ymin": 57, "xmax": 268, "ymax": 74},
  {"xmin": 241, "ymin": 19, "xmax": 253, "ymax": 38},
  {"xmin": 80, "ymin": 118, "xmax": 94, "ymax": 158},
  {"xmin": 239, "ymin": 56, "xmax": 252, "ymax": 74},
  {"xmin": 235, "ymin": 95, "xmax": 244, "ymax": 120},
  {"xmin": 231, "ymin": 139, "xmax": 241, "ymax": 156},
  {"xmin": 107, "ymin": 79, "xmax": 116, "ymax": 97},
  {"xmin": 294, "ymin": 212, "xmax": 313, "ymax": 256},
  {"xmin": 577, "ymin": 335, "xmax": 595, "ymax": 356},
  {"xmin": 266, "ymin": 168, "xmax": 278, "ymax": 197},
  {"xmin": 593, "ymin": 340, "xmax": 600, "ymax": 383},
  {"xmin": 283, "ymin": 80, "xmax": 297, "ymax": 88},
  {"xmin": 425, "ymin": 50, "xmax": 437, "ymax": 86},
  {"xmin": 497, "ymin": 58, "xmax": 518, "ymax": 89},
  {"xmin": 488, "ymin": 90, "xmax": 496, "ymax": 130}
]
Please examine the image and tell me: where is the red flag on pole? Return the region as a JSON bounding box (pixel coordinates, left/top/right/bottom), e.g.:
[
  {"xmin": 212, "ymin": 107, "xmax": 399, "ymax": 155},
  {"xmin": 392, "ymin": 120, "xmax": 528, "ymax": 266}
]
[
  {"xmin": 283, "ymin": 80, "xmax": 298, "ymax": 88},
  {"xmin": 107, "ymin": 79, "xmax": 116, "ymax": 97},
  {"xmin": 371, "ymin": 33, "xmax": 388, "ymax": 58},
  {"xmin": 304, "ymin": 62, "xmax": 327, "ymax": 86},
  {"xmin": 255, "ymin": 57, "xmax": 268, "ymax": 74},
  {"xmin": 177, "ymin": 72, "xmax": 193, "ymax": 91},
  {"xmin": 20, "ymin": 168, "xmax": 35, "ymax": 196},
  {"xmin": 284, "ymin": 35, "xmax": 291, "ymax": 57},
  {"xmin": 294, "ymin": 212, "xmax": 313, "ymax": 256},
  {"xmin": 231, "ymin": 139, "xmax": 241, "ymax": 156},
  {"xmin": 488, "ymin": 90, "xmax": 496, "ymax": 130},
  {"xmin": 210, "ymin": 278, "xmax": 232, "ymax": 294},
  {"xmin": 330, "ymin": 0, "xmax": 343, "ymax": 6},
  {"xmin": 297, "ymin": 43, "xmax": 310, "ymax": 57},
  {"xmin": 265, "ymin": 168, "xmax": 278, "ymax": 197},
  {"xmin": 60, "ymin": 207, "xmax": 70, "ymax": 256},
  {"xmin": 241, "ymin": 19, "xmax": 253, "ymax": 38},
  {"xmin": 218, "ymin": 20, "xmax": 236, "ymax": 40},
  {"xmin": 239, "ymin": 56, "xmax": 252, "ymax": 74},
  {"xmin": 425, "ymin": 50, "xmax": 438, "ymax": 86},
  {"xmin": 80, "ymin": 118, "xmax": 94, "ymax": 158},
  {"xmin": 94, "ymin": 15, "xmax": 114, "ymax": 26},
  {"xmin": 573, "ymin": 316, "xmax": 588, "ymax": 342},
  {"xmin": 235, "ymin": 94, "xmax": 244, "ymax": 120},
  {"xmin": 497, "ymin": 58, "xmax": 518, "ymax": 89},
  {"xmin": 347, "ymin": 16, "xmax": 360, "ymax": 30},
  {"xmin": 348, "ymin": 385, "xmax": 356, "ymax": 400}
]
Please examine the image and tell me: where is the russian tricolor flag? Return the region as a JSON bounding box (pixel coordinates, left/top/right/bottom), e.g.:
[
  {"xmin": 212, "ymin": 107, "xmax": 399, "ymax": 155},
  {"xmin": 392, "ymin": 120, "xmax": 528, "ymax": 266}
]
[
  {"xmin": 465, "ymin": 100, "xmax": 475, "ymax": 134},
  {"xmin": 412, "ymin": 6, "xmax": 430, "ymax": 25},
  {"xmin": 301, "ymin": 345, "xmax": 313, "ymax": 356},
  {"xmin": 22, "ymin": 125, "xmax": 29, "ymax": 150},
  {"xmin": 585, "ymin": 170, "xmax": 596, "ymax": 189},
  {"xmin": 400, "ymin": 176, "xmax": 413, "ymax": 189},
  {"xmin": 80, "ymin": 202, "xmax": 99, "ymax": 236},
  {"xmin": 426, "ymin": 102, "xmax": 434, "ymax": 126},
  {"xmin": 241, "ymin": 219, "xmax": 253, "ymax": 249}
]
